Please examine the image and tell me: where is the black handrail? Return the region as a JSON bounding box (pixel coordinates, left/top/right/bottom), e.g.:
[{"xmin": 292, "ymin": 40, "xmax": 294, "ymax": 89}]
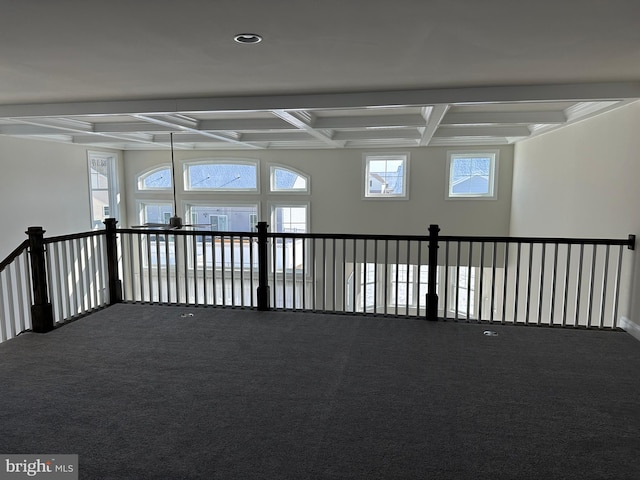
[
  {"xmin": 0, "ymin": 240, "xmax": 29, "ymax": 274},
  {"xmin": 116, "ymin": 228, "xmax": 635, "ymax": 249},
  {"xmin": 441, "ymin": 234, "xmax": 635, "ymax": 249},
  {"xmin": 44, "ymin": 230, "xmax": 105, "ymax": 244}
]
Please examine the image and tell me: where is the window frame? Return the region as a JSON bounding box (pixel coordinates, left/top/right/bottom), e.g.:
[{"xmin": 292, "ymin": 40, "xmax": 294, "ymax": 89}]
[
  {"xmin": 87, "ymin": 151, "xmax": 119, "ymax": 229},
  {"xmin": 269, "ymin": 164, "xmax": 310, "ymax": 194},
  {"xmin": 446, "ymin": 150, "xmax": 499, "ymax": 200},
  {"xmin": 362, "ymin": 152, "xmax": 409, "ymax": 200},
  {"xmin": 136, "ymin": 165, "xmax": 173, "ymax": 192},
  {"xmin": 183, "ymin": 159, "xmax": 260, "ymax": 193},
  {"xmin": 269, "ymin": 202, "xmax": 310, "ymax": 234}
]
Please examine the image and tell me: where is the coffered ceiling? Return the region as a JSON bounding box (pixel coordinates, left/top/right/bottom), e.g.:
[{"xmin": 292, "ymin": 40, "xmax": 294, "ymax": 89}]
[{"xmin": 0, "ymin": 0, "xmax": 638, "ymax": 150}]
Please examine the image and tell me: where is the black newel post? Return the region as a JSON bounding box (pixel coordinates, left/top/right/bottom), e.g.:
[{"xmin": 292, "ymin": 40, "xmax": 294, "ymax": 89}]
[
  {"xmin": 426, "ymin": 224, "xmax": 440, "ymax": 321},
  {"xmin": 26, "ymin": 227, "xmax": 54, "ymax": 333},
  {"xmin": 104, "ymin": 218, "xmax": 123, "ymax": 304},
  {"xmin": 256, "ymin": 221, "xmax": 270, "ymax": 311}
]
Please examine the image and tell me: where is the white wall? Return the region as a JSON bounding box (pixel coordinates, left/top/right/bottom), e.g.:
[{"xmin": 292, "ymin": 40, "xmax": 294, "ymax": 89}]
[
  {"xmin": 123, "ymin": 145, "xmax": 514, "ymax": 237},
  {"xmin": 0, "ymin": 136, "xmax": 123, "ymax": 259},
  {"xmin": 510, "ymin": 101, "xmax": 640, "ymax": 328}
]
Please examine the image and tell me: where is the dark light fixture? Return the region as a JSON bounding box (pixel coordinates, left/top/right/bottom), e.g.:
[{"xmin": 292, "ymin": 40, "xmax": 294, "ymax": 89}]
[{"xmin": 234, "ymin": 33, "xmax": 262, "ymax": 44}]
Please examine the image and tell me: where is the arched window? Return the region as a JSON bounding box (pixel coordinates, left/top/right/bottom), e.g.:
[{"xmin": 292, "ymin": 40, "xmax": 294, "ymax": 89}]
[
  {"xmin": 270, "ymin": 165, "xmax": 309, "ymax": 192},
  {"xmin": 137, "ymin": 166, "xmax": 172, "ymax": 190},
  {"xmin": 185, "ymin": 160, "xmax": 259, "ymax": 192}
]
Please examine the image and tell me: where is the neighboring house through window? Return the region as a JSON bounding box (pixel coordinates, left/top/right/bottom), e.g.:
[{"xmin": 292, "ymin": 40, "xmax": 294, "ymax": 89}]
[
  {"xmin": 447, "ymin": 151, "xmax": 498, "ymax": 199},
  {"xmin": 363, "ymin": 153, "xmax": 408, "ymax": 198}
]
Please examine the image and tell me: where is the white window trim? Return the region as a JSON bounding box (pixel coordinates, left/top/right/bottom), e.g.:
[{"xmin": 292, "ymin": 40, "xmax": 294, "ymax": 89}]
[
  {"xmin": 87, "ymin": 150, "xmax": 119, "ymax": 229},
  {"xmin": 269, "ymin": 201, "xmax": 310, "ymax": 234},
  {"xmin": 268, "ymin": 163, "xmax": 310, "ymax": 194},
  {"xmin": 183, "ymin": 158, "xmax": 260, "ymax": 193},
  {"xmin": 362, "ymin": 152, "xmax": 409, "ymax": 200},
  {"xmin": 446, "ymin": 150, "xmax": 499, "ymax": 200},
  {"xmin": 135, "ymin": 165, "xmax": 173, "ymax": 192}
]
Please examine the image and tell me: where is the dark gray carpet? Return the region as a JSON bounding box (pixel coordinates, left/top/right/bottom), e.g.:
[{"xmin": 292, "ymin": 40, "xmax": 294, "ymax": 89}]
[{"xmin": 1, "ymin": 304, "xmax": 640, "ymax": 479}]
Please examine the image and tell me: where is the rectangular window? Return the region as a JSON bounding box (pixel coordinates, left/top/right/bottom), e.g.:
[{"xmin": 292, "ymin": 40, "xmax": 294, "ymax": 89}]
[
  {"xmin": 364, "ymin": 153, "xmax": 409, "ymax": 199},
  {"xmin": 187, "ymin": 204, "xmax": 259, "ymax": 232},
  {"xmin": 140, "ymin": 203, "xmax": 173, "ymax": 225},
  {"xmin": 447, "ymin": 151, "xmax": 498, "ymax": 199},
  {"xmin": 272, "ymin": 205, "xmax": 308, "ymax": 234},
  {"xmin": 271, "ymin": 205, "xmax": 308, "ymax": 273},
  {"xmin": 88, "ymin": 152, "xmax": 118, "ymax": 229}
]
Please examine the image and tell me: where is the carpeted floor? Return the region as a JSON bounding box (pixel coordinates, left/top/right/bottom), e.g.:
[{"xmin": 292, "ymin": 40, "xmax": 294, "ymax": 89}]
[{"xmin": 1, "ymin": 304, "xmax": 640, "ymax": 479}]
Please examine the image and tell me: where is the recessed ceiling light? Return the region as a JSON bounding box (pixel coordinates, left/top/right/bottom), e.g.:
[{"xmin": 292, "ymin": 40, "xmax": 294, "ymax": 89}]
[{"xmin": 234, "ymin": 33, "xmax": 262, "ymax": 44}]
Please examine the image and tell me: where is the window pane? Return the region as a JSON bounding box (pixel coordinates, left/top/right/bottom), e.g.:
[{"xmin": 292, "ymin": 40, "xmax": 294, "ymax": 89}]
[
  {"xmin": 140, "ymin": 168, "xmax": 172, "ymax": 189},
  {"xmin": 273, "ymin": 206, "xmax": 307, "ymax": 233},
  {"xmin": 449, "ymin": 154, "xmax": 495, "ymax": 197},
  {"xmin": 272, "ymin": 167, "xmax": 308, "ymax": 191},
  {"xmin": 143, "ymin": 204, "xmax": 173, "ymax": 224},
  {"xmin": 187, "ymin": 163, "xmax": 258, "ymax": 190},
  {"xmin": 88, "ymin": 153, "xmax": 116, "ymax": 229},
  {"xmin": 365, "ymin": 155, "xmax": 407, "ymax": 197},
  {"xmin": 189, "ymin": 205, "xmax": 258, "ymax": 232}
]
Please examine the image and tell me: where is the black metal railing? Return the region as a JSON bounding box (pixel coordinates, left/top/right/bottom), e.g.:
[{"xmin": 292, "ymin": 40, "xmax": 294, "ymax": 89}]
[{"xmin": 0, "ymin": 220, "xmax": 636, "ymax": 344}]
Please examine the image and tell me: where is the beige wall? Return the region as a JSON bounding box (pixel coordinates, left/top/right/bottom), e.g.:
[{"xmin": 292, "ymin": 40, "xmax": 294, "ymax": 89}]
[
  {"xmin": 123, "ymin": 145, "xmax": 514, "ymax": 237},
  {"xmin": 0, "ymin": 136, "xmax": 123, "ymax": 259},
  {"xmin": 510, "ymin": 101, "xmax": 640, "ymax": 329}
]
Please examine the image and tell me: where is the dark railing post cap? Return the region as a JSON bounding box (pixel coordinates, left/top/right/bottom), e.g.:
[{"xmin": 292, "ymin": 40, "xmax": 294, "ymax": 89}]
[{"xmin": 26, "ymin": 226, "xmax": 45, "ymax": 235}]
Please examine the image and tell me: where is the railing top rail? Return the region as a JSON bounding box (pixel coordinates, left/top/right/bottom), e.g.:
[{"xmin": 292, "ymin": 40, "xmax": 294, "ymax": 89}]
[
  {"xmin": 44, "ymin": 230, "xmax": 106, "ymax": 245},
  {"xmin": 267, "ymin": 231, "xmax": 634, "ymax": 248},
  {"xmin": 116, "ymin": 227, "xmax": 635, "ymax": 249},
  {"xmin": 117, "ymin": 228, "xmax": 260, "ymax": 237},
  {"xmin": 267, "ymin": 232, "xmax": 432, "ymax": 241},
  {"xmin": 0, "ymin": 239, "xmax": 29, "ymax": 273},
  {"xmin": 440, "ymin": 234, "xmax": 635, "ymax": 248}
]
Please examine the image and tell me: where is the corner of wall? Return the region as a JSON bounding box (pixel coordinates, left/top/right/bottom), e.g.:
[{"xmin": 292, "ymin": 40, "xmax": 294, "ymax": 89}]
[{"xmin": 619, "ymin": 317, "xmax": 640, "ymax": 343}]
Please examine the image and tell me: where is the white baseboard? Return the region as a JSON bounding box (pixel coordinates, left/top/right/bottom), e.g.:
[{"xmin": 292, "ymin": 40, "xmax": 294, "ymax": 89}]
[{"xmin": 619, "ymin": 317, "xmax": 640, "ymax": 342}]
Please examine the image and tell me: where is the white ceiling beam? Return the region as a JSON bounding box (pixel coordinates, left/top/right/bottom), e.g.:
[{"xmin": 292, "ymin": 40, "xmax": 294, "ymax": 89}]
[
  {"xmin": 429, "ymin": 137, "xmax": 510, "ymax": 146},
  {"xmin": 152, "ymin": 133, "xmax": 238, "ymax": 144},
  {"xmin": 0, "ymin": 124, "xmax": 63, "ymax": 135},
  {"xmin": 94, "ymin": 121, "xmax": 173, "ymax": 133},
  {"xmin": 239, "ymin": 132, "xmax": 314, "ymax": 142},
  {"xmin": 312, "ymin": 113, "xmax": 426, "ymax": 129},
  {"xmin": 332, "ymin": 129, "xmax": 421, "ymax": 141},
  {"xmin": 1, "ymin": 82, "xmax": 635, "ymax": 118},
  {"xmin": 442, "ymin": 111, "xmax": 566, "ymax": 125},
  {"xmin": 4, "ymin": 117, "xmax": 161, "ymax": 145},
  {"xmin": 434, "ymin": 126, "xmax": 532, "ymax": 137},
  {"xmin": 147, "ymin": 114, "xmax": 200, "ymax": 130},
  {"xmin": 133, "ymin": 114, "xmax": 261, "ymax": 148},
  {"xmin": 272, "ymin": 110, "xmax": 345, "ymax": 147},
  {"xmin": 72, "ymin": 133, "xmax": 154, "ymax": 144},
  {"xmin": 419, "ymin": 104, "xmax": 449, "ymax": 146},
  {"xmin": 198, "ymin": 118, "xmax": 292, "ymax": 130}
]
